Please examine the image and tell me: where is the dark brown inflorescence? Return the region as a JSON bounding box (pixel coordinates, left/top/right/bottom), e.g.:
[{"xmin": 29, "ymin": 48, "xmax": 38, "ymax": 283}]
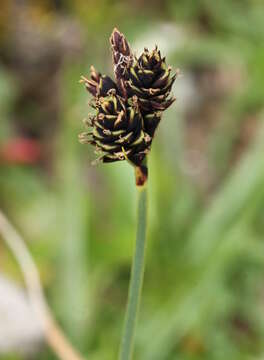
[{"xmin": 79, "ymin": 28, "xmax": 177, "ymax": 180}]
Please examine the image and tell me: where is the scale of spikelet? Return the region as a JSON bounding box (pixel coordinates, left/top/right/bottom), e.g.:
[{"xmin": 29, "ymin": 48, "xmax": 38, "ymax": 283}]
[
  {"xmin": 79, "ymin": 90, "xmax": 151, "ymax": 165},
  {"xmin": 80, "ymin": 66, "xmax": 117, "ymax": 97}
]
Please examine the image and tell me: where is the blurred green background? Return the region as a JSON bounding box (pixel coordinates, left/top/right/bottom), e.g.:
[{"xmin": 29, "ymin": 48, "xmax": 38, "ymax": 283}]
[{"xmin": 1, "ymin": 0, "xmax": 264, "ymax": 359}]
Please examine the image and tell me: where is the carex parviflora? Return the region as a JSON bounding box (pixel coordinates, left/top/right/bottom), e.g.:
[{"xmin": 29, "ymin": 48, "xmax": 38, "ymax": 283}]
[{"xmin": 79, "ymin": 28, "xmax": 178, "ymax": 185}]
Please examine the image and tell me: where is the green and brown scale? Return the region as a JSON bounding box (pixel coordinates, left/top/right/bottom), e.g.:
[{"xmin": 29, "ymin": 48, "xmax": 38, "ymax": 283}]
[{"xmin": 79, "ymin": 28, "xmax": 178, "ymax": 183}]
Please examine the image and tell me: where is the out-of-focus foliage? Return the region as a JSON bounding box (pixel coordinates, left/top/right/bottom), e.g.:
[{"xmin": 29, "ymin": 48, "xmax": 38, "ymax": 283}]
[{"xmin": 1, "ymin": 0, "xmax": 264, "ymax": 359}]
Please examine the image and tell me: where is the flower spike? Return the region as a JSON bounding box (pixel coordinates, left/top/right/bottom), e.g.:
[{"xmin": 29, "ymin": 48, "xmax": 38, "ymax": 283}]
[{"xmin": 80, "ymin": 28, "xmax": 177, "ymax": 176}]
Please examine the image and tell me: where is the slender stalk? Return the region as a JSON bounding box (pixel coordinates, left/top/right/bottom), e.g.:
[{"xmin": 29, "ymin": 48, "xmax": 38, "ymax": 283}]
[{"xmin": 119, "ymin": 183, "xmax": 148, "ymax": 360}]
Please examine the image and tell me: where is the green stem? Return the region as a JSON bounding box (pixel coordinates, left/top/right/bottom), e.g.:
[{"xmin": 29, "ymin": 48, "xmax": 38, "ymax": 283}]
[{"xmin": 119, "ymin": 185, "xmax": 148, "ymax": 360}]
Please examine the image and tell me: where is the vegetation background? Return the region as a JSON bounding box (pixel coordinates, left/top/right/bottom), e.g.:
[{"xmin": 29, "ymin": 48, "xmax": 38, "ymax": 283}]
[{"xmin": 1, "ymin": 0, "xmax": 264, "ymax": 359}]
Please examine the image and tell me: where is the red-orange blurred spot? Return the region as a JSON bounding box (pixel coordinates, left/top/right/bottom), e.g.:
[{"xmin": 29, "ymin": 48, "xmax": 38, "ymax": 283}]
[{"xmin": 0, "ymin": 138, "xmax": 42, "ymax": 165}]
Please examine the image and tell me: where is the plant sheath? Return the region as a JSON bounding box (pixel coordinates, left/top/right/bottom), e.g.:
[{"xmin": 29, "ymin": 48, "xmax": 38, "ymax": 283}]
[{"xmin": 119, "ymin": 184, "xmax": 148, "ymax": 360}]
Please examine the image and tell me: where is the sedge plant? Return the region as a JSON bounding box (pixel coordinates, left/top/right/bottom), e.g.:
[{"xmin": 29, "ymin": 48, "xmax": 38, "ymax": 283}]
[{"xmin": 79, "ymin": 28, "xmax": 177, "ymax": 360}]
